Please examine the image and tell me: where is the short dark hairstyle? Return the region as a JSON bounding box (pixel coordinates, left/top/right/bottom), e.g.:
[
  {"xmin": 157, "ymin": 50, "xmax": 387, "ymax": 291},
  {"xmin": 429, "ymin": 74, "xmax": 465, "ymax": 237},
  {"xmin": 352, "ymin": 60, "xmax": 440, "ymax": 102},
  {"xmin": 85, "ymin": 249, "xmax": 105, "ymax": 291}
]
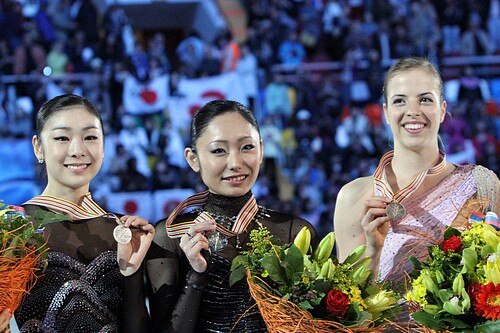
[{"xmin": 189, "ymin": 99, "xmax": 260, "ymax": 149}]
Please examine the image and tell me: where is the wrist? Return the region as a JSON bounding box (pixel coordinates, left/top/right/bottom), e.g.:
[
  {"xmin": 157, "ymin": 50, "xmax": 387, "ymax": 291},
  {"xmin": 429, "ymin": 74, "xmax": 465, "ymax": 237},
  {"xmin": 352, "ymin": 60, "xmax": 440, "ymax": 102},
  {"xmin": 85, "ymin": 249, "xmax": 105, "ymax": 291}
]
[{"xmin": 186, "ymin": 269, "xmax": 208, "ymax": 290}]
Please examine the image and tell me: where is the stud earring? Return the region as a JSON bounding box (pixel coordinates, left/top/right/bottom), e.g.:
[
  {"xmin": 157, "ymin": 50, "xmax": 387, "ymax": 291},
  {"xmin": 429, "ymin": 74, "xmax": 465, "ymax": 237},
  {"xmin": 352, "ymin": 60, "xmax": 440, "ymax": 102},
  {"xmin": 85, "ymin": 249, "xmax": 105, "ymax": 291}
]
[{"xmin": 38, "ymin": 158, "xmax": 44, "ymax": 164}]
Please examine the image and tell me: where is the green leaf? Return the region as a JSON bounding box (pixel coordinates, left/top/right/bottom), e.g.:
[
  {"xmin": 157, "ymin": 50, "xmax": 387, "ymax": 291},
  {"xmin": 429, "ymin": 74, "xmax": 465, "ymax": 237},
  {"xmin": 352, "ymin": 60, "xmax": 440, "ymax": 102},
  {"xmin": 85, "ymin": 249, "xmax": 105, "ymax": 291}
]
[
  {"xmin": 261, "ymin": 252, "xmax": 286, "ymax": 284},
  {"xmin": 443, "ymin": 227, "xmax": 461, "ymax": 239},
  {"xmin": 411, "ymin": 311, "xmax": 446, "ymax": 330},
  {"xmin": 298, "ymin": 300, "xmax": 314, "ymax": 310},
  {"xmin": 230, "ymin": 254, "xmax": 249, "ymax": 271},
  {"xmin": 409, "ymin": 256, "xmax": 422, "ymax": 270},
  {"xmin": 283, "ymin": 244, "xmax": 304, "ymax": 281},
  {"xmin": 475, "ymin": 320, "xmax": 500, "ymax": 333},
  {"xmin": 32, "ymin": 210, "xmax": 69, "ymax": 228},
  {"xmin": 313, "ymin": 279, "xmax": 331, "ymax": 293},
  {"xmin": 229, "ymin": 266, "xmax": 247, "ymax": 286},
  {"xmin": 440, "ymin": 317, "xmax": 470, "ymax": 329}
]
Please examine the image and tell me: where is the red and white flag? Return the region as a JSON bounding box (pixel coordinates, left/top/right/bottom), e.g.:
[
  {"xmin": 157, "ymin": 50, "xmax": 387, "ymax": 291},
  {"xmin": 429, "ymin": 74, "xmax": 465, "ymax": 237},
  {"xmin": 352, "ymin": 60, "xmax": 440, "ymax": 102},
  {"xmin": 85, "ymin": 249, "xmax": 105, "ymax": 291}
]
[
  {"xmin": 167, "ymin": 72, "xmax": 248, "ymax": 128},
  {"xmin": 123, "ymin": 74, "xmax": 170, "ymax": 115},
  {"xmin": 153, "ymin": 189, "xmax": 195, "ymax": 223},
  {"xmin": 105, "ymin": 191, "xmax": 154, "ymax": 221}
]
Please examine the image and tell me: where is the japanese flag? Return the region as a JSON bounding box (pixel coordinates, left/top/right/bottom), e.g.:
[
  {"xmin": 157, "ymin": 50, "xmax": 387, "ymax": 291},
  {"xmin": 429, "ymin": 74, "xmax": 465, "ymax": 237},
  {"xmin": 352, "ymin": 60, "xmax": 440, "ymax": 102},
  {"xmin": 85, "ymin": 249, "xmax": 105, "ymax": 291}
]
[{"xmin": 106, "ymin": 191, "xmax": 154, "ymax": 221}]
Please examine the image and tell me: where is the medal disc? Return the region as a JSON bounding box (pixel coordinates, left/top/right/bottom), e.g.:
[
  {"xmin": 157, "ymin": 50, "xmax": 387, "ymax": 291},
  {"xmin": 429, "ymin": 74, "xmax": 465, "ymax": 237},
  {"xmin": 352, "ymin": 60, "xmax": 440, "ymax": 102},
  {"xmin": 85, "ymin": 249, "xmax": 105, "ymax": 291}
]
[
  {"xmin": 207, "ymin": 231, "xmax": 228, "ymax": 252},
  {"xmin": 113, "ymin": 225, "xmax": 132, "ymax": 244},
  {"xmin": 386, "ymin": 202, "xmax": 406, "ymax": 221}
]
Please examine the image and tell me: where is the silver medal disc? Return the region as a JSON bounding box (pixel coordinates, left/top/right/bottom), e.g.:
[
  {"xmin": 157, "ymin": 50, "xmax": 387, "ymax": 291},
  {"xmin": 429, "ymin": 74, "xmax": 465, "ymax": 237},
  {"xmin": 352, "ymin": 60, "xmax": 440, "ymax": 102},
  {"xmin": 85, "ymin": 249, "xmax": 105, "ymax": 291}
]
[
  {"xmin": 113, "ymin": 225, "xmax": 132, "ymax": 244},
  {"xmin": 207, "ymin": 231, "xmax": 228, "ymax": 252},
  {"xmin": 386, "ymin": 202, "xmax": 406, "ymax": 221}
]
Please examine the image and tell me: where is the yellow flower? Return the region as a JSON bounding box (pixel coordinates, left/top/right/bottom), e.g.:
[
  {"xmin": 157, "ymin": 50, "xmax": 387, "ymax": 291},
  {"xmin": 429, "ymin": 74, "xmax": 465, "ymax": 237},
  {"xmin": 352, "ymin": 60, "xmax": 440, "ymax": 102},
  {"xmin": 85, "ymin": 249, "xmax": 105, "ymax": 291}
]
[{"xmin": 406, "ymin": 274, "xmax": 428, "ymax": 306}]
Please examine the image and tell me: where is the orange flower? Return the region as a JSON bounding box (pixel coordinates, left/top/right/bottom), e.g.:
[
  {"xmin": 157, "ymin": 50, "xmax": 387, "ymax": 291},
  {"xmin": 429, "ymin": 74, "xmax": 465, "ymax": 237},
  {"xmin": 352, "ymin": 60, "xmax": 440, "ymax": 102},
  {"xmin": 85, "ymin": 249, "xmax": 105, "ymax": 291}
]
[{"xmin": 473, "ymin": 282, "xmax": 500, "ymax": 320}]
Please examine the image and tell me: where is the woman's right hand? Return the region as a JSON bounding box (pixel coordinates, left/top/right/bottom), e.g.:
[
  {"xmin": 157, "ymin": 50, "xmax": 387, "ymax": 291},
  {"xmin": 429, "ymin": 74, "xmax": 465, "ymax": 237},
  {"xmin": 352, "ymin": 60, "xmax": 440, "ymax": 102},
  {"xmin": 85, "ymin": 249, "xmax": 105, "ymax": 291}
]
[
  {"xmin": 179, "ymin": 220, "xmax": 217, "ymax": 273},
  {"xmin": 360, "ymin": 196, "xmax": 392, "ymax": 253},
  {"xmin": 0, "ymin": 308, "xmax": 11, "ymax": 333}
]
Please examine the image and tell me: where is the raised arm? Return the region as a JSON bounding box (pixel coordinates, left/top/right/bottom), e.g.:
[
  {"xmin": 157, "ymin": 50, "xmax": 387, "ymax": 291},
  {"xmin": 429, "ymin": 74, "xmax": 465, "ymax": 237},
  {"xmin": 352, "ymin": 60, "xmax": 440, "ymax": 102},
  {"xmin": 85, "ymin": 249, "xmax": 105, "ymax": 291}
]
[
  {"xmin": 145, "ymin": 220, "xmax": 214, "ymax": 333},
  {"xmin": 333, "ymin": 177, "xmax": 391, "ymax": 276}
]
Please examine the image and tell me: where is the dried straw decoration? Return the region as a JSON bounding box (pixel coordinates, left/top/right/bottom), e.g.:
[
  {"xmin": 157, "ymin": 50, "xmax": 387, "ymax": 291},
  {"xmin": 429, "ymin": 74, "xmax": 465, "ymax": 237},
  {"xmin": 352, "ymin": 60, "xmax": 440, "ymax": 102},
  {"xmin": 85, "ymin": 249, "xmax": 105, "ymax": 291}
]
[
  {"xmin": 0, "ymin": 235, "xmax": 44, "ymax": 311},
  {"xmin": 245, "ymin": 271, "xmax": 389, "ymax": 333}
]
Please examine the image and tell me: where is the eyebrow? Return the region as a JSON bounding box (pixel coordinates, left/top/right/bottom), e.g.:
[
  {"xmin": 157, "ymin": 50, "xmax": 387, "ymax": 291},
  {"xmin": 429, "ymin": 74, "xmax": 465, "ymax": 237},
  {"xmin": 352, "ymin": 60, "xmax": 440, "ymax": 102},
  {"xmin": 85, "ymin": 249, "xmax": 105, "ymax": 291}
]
[
  {"xmin": 209, "ymin": 136, "xmax": 255, "ymax": 144},
  {"xmin": 391, "ymin": 92, "xmax": 433, "ymax": 98},
  {"xmin": 51, "ymin": 125, "xmax": 100, "ymax": 131}
]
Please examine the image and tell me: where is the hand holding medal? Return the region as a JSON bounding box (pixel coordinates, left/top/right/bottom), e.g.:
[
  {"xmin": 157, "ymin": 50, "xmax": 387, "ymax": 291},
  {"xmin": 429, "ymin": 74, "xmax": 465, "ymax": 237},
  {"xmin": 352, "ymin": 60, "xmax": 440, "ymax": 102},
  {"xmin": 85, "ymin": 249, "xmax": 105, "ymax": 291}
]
[
  {"xmin": 115, "ymin": 215, "xmax": 155, "ymax": 276},
  {"xmin": 180, "ymin": 220, "xmax": 216, "ymax": 273}
]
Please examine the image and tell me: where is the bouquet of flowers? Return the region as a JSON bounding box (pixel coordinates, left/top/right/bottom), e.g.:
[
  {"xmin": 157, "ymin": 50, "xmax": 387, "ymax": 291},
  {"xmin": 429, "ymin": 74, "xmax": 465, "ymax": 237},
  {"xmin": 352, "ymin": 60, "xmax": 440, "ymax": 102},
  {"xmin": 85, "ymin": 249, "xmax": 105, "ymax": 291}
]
[
  {"xmin": 0, "ymin": 202, "xmax": 67, "ymax": 311},
  {"xmin": 405, "ymin": 212, "xmax": 500, "ymax": 332},
  {"xmin": 230, "ymin": 226, "xmax": 399, "ymax": 332}
]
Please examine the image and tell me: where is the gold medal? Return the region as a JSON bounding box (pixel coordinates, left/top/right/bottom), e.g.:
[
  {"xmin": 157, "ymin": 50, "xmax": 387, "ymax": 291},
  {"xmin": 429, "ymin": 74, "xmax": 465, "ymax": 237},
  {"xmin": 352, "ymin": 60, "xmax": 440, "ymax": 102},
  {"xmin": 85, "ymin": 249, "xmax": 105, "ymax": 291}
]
[
  {"xmin": 386, "ymin": 202, "xmax": 406, "ymax": 221},
  {"xmin": 113, "ymin": 225, "xmax": 132, "ymax": 244}
]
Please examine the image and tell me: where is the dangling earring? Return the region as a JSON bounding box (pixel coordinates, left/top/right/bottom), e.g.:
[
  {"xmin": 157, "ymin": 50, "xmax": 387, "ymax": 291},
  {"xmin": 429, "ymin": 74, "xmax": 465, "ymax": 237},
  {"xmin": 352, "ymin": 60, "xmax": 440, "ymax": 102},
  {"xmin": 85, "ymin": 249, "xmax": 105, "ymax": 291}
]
[{"xmin": 38, "ymin": 158, "xmax": 44, "ymax": 164}]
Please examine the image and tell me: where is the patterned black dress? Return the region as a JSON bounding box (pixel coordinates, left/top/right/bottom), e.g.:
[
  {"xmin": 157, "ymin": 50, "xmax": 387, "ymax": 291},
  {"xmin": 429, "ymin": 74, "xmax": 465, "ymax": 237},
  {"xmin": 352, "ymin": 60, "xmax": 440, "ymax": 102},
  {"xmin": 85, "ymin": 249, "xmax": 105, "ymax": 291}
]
[
  {"xmin": 14, "ymin": 205, "xmax": 149, "ymax": 333},
  {"xmin": 146, "ymin": 192, "xmax": 317, "ymax": 333}
]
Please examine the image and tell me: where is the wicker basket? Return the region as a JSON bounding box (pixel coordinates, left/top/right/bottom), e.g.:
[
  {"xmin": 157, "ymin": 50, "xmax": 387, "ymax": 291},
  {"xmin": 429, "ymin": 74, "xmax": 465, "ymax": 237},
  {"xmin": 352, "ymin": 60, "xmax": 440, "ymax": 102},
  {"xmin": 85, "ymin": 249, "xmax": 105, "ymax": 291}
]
[
  {"xmin": 246, "ymin": 271, "xmax": 391, "ymax": 333},
  {"xmin": 0, "ymin": 243, "xmax": 41, "ymax": 311}
]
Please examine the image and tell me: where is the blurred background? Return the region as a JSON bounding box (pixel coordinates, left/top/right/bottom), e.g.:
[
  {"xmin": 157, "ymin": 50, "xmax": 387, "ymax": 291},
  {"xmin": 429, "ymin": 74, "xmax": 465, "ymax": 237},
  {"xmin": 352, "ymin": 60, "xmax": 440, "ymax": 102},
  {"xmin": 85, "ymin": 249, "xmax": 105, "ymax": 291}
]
[{"xmin": 0, "ymin": 0, "xmax": 499, "ymax": 238}]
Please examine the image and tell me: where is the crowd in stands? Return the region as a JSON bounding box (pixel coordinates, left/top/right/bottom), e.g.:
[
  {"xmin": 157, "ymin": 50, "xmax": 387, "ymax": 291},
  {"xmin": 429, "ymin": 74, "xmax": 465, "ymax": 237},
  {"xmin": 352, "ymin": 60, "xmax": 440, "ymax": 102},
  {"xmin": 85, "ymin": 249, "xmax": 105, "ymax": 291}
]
[{"xmin": 0, "ymin": 0, "xmax": 499, "ymax": 236}]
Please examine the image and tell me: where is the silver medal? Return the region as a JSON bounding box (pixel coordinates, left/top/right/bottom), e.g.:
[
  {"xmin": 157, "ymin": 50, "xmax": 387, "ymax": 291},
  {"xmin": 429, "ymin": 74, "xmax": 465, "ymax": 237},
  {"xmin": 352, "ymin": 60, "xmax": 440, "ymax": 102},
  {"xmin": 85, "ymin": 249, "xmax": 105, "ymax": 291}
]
[
  {"xmin": 207, "ymin": 230, "xmax": 228, "ymax": 252},
  {"xmin": 386, "ymin": 202, "xmax": 406, "ymax": 221},
  {"xmin": 113, "ymin": 225, "xmax": 132, "ymax": 244}
]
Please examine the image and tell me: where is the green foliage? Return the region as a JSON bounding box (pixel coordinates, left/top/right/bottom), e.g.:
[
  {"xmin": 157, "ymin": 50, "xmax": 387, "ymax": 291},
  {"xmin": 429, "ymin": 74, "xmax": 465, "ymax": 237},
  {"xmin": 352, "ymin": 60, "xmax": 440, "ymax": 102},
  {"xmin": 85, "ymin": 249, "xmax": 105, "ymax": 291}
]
[{"xmin": 0, "ymin": 202, "xmax": 69, "ymax": 264}]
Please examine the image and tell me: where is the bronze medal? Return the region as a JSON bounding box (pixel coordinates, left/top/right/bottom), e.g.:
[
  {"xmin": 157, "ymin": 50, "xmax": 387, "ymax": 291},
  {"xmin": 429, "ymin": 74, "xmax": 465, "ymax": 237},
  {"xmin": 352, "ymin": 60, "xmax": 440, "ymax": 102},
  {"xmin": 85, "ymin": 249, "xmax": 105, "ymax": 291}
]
[
  {"xmin": 207, "ymin": 230, "xmax": 228, "ymax": 251},
  {"xmin": 386, "ymin": 202, "xmax": 406, "ymax": 221},
  {"xmin": 113, "ymin": 225, "xmax": 132, "ymax": 244}
]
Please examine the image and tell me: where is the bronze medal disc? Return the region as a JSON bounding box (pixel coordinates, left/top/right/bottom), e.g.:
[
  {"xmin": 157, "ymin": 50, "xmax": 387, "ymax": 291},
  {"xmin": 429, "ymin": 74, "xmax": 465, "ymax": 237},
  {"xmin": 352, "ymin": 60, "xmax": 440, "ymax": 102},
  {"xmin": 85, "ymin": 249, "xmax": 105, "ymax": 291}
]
[
  {"xmin": 207, "ymin": 231, "xmax": 228, "ymax": 252},
  {"xmin": 113, "ymin": 225, "xmax": 132, "ymax": 244},
  {"xmin": 386, "ymin": 202, "xmax": 406, "ymax": 221}
]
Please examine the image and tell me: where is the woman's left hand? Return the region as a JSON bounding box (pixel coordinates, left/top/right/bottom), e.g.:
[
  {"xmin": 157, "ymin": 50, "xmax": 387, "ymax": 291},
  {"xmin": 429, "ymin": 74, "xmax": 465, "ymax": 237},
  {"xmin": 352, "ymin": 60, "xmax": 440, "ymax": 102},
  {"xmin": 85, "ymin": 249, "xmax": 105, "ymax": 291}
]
[{"xmin": 117, "ymin": 215, "xmax": 156, "ymax": 276}]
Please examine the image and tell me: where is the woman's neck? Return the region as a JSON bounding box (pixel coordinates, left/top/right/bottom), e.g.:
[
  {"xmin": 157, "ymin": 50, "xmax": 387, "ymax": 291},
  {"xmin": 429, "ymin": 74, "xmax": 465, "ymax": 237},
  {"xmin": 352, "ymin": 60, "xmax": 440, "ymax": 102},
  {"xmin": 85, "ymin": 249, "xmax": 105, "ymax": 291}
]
[
  {"xmin": 390, "ymin": 146, "xmax": 442, "ymax": 187},
  {"xmin": 41, "ymin": 186, "xmax": 89, "ymax": 204},
  {"xmin": 203, "ymin": 191, "xmax": 253, "ymax": 217}
]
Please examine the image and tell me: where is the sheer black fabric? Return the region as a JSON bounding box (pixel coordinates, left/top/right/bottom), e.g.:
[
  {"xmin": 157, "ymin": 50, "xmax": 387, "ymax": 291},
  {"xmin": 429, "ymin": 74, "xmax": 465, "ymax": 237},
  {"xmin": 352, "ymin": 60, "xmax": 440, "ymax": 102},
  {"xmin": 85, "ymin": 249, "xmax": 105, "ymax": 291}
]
[
  {"xmin": 15, "ymin": 204, "xmax": 149, "ymax": 333},
  {"xmin": 146, "ymin": 192, "xmax": 318, "ymax": 333}
]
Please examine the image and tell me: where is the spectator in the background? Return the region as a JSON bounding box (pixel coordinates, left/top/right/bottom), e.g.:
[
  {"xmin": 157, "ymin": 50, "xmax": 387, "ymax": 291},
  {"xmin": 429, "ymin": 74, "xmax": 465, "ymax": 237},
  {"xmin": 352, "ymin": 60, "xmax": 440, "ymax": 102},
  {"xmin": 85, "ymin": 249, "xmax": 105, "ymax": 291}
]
[
  {"xmin": 488, "ymin": 0, "xmax": 500, "ymax": 52},
  {"xmin": 440, "ymin": 0, "xmax": 464, "ymax": 55},
  {"xmin": 277, "ymin": 30, "xmax": 306, "ymax": 67},
  {"xmin": 71, "ymin": 0, "xmax": 99, "ymax": 44},
  {"xmin": 148, "ymin": 32, "xmax": 170, "ymax": 73},
  {"xmin": 118, "ymin": 115, "xmax": 151, "ymax": 177},
  {"xmin": 34, "ymin": 0, "xmax": 56, "ymax": 47},
  {"xmin": 217, "ymin": 30, "xmax": 240, "ymax": 73},
  {"xmin": 260, "ymin": 115, "xmax": 282, "ymax": 197},
  {"xmin": 407, "ymin": 0, "xmax": 440, "ymax": 57},
  {"xmin": 47, "ymin": 0, "xmax": 76, "ymax": 42},
  {"xmin": 460, "ymin": 13, "xmax": 494, "ymax": 56},
  {"xmin": 119, "ymin": 157, "xmax": 150, "ymax": 192},
  {"xmin": 129, "ymin": 42, "xmax": 149, "ymax": 81},
  {"xmin": 46, "ymin": 39, "xmax": 69, "ymax": 75},
  {"xmin": 236, "ymin": 43, "xmax": 258, "ymax": 109},
  {"xmin": 176, "ymin": 32, "xmax": 205, "ymax": 78},
  {"xmin": 0, "ymin": 40, "xmax": 14, "ymax": 74},
  {"xmin": 264, "ymin": 74, "xmax": 293, "ymax": 124}
]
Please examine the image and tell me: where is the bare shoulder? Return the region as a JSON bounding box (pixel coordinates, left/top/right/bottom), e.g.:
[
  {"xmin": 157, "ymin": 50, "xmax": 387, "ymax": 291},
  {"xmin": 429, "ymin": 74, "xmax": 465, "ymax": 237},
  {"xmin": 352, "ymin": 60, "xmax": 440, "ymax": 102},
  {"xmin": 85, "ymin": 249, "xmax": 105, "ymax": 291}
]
[
  {"xmin": 334, "ymin": 176, "xmax": 373, "ymax": 228},
  {"xmin": 337, "ymin": 176, "xmax": 374, "ymax": 204}
]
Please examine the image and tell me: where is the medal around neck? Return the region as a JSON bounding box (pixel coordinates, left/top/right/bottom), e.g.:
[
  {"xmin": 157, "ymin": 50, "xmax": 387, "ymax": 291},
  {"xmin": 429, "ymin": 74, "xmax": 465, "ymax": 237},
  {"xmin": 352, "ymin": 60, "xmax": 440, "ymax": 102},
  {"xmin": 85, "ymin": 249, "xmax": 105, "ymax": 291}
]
[
  {"xmin": 386, "ymin": 202, "xmax": 406, "ymax": 221},
  {"xmin": 208, "ymin": 230, "xmax": 228, "ymax": 252},
  {"xmin": 113, "ymin": 224, "xmax": 132, "ymax": 244}
]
